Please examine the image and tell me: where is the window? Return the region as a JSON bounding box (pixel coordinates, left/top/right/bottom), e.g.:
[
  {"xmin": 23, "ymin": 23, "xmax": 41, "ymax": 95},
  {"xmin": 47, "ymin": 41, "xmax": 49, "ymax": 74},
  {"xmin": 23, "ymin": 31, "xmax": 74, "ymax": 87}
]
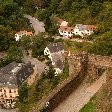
[
  {"xmin": 76, "ymin": 32, "xmax": 78, "ymax": 33},
  {"xmin": 9, "ymin": 89, "xmax": 11, "ymax": 93},
  {"xmin": 4, "ymin": 89, "xmax": 6, "ymax": 93},
  {"xmin": 0, "ymin": 89, "xmax": 2, "ymax": 92}
]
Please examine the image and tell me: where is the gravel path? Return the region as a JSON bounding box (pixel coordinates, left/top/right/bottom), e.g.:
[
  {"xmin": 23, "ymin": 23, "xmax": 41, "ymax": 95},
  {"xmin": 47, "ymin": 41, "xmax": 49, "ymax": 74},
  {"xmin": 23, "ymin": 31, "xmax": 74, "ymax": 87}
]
[
  {"xmin": 53, "ymin": 72, "xmax": 106, "ymax": 112},
  {"xmin": 24, "ymin": 14, "xmax": 45, "ymax": 35}
]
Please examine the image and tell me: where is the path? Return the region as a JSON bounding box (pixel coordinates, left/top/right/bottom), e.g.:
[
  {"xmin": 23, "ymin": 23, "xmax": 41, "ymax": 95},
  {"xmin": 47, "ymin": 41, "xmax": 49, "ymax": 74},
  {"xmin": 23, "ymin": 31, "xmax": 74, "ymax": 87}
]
[
  {"xmin": 24, "ymin": 14, "xmax": 45, "ymax": 35},
  {"xmin": 53, "ymin": 72, "xmax": 106, "ymax": 112},
  {"xmin": 0, "ymin": 108, "xmax": 17, "ymax": 112},
  {"xmin": 23, "ymin": 55, "xmax": 48, "ymax": 76}
]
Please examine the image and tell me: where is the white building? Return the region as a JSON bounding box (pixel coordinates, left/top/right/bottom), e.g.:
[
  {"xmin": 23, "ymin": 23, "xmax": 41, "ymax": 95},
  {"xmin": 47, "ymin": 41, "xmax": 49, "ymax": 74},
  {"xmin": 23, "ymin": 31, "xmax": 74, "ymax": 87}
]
[
  {"xmin": 58, "ymin": 26, "xmax": 75, "ymax": 38},
  {"xmin": 74, "ymin": 24, "xmax": 96, "ymax": 37},
  {"xmin": 44, "ymin": 42, "xmax": 64, "ymax": 74},
  {"xmin": 58, "ymin": 24, "xmax": 96, "ymax": 38},
  {"xmin": 15, "ymin": 30, "xmax": 33, "ymax": 41}
]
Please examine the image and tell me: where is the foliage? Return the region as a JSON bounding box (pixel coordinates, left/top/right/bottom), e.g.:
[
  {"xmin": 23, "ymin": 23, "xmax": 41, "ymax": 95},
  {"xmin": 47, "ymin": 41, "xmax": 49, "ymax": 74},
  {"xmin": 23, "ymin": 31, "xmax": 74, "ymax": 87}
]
[
  {"xmin": 18, "ymin": 82, "xmax": 28, "ymax": 103},
  {"xmin": 80, "ymin": 102, "xmax": 96, "ymax": 112},
  {"xmin": 20, "ymin": 35, "xmax": 31, "ymax": 50},
  {"xmin": 0, "ymin": 45, "xmax": 23, "ymax": 68},
  {"xmin": 18, "ymin": 57, "xmax": 69, "ymax": 112},
  {"xmin": 88, "ymin": 29, "xmax": 112, "ymax": 56},
  {"xmin": 0, "ymin": 25, "xmax": 15, "ymax": 51},
  {"xmin": 32, "ymin": 33, "xmax": 54, "ymax": 58}
]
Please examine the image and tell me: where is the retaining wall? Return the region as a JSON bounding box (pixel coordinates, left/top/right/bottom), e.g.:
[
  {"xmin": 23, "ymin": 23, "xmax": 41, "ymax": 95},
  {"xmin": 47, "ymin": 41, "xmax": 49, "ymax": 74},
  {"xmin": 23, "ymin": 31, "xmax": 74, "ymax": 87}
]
[{"xmin": 37, "ymin": 53, "xmax": 88, "ymax": 112}]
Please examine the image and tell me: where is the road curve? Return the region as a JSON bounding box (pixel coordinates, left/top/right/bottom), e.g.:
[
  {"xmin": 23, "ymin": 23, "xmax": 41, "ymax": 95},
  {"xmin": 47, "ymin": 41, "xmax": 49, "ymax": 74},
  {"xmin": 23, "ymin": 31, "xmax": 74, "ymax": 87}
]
[{"xmin": 24, "ymin": 14, "xmax": 45, "ymax": 35}]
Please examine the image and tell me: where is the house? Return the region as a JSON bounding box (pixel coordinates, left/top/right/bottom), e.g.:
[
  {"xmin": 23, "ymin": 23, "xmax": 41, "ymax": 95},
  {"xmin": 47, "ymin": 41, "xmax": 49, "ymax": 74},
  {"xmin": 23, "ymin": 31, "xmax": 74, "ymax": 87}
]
[
  {"xmin": 15, "ymin": 30, "xmax": 33, "ymax": 41},
  {"xmin": 44, "ymin": 42, "xmax": 64, "ymax": 74},
  {"xmin": 58, "ymin": 26, "xmax": 75, "ymax": 38},
  {"xmin": 54, "ymin": 17, "xmax": 68, "ymax": 26},
  {"xmin": 74, "ymin": 24, "xmax": 96, "ymax": 37},
  {"xmin": 0, "ymin": 61, "xmax": 36, "ymax": 109},
  {"xmin": 50, "ymin": 53, "xmax": 64, "ymax": 74}
]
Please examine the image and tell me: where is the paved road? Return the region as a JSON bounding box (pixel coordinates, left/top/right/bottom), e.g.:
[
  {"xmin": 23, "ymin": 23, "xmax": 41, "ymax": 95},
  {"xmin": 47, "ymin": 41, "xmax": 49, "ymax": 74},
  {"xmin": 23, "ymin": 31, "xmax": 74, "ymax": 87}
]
[
  {"xmin": 53, "ymin": 72, "xmax": 106, "ymax": 112},
  {"xmin": 23, "ymin": 55, "xmax": 48, "ymax": 76},
  {"xmin": 0, "ymin": 108, "xmax": 17, "ymax": 112},
  {"xmin": 24, "ymin": 14, "xmax": 45, "ymax": 35}
]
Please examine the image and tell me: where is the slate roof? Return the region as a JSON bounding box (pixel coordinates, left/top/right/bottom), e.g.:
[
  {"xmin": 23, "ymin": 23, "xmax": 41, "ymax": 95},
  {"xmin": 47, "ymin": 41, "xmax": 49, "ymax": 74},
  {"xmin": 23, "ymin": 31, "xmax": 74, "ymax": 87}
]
[
  {"xmin": 0, "ymin": 62, "xmax": 34, "ymax": 88},
  {"xmin": 47, "ymin": 42, "xmax": 64, "ymax": 53},
  {"xmin": 76, "ymin": 24, "xmax": 96, "ymax": 31},
  {"xmin": 52, "ymin": 53, "xmax": 64, "ymax": 70}
]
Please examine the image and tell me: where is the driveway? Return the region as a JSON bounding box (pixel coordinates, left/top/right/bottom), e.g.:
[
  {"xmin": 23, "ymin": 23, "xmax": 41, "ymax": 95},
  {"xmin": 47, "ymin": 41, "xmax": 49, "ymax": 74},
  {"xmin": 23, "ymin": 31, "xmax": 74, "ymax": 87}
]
[
  {"xmin": 24, "ymin": 14, "xmax": 45, "ymax": 35},
  {"xmin": 23, "ymin": 55, "xmax": 48, "ymax": 76}
]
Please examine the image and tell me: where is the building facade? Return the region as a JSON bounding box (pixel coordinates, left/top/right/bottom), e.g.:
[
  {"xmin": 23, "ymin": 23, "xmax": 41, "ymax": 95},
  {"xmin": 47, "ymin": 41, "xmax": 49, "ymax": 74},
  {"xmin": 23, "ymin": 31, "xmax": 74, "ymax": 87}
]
[{"xmin": 0, "ymin": 61, "xmax": 36, "ymax": 109}]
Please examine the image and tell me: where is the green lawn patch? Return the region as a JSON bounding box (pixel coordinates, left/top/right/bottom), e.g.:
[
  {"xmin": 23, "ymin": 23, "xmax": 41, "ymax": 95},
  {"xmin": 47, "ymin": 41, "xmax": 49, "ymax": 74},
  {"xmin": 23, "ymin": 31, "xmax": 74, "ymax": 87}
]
[{"xmin": 80, "ymin": 101, "xmax": 96, "ymax": 112}]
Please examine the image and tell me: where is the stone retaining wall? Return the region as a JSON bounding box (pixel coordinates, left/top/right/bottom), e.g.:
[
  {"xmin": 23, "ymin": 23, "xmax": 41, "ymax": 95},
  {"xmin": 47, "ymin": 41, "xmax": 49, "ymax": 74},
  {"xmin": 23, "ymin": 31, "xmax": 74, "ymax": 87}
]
[{"xmin": 35, "ymin": 53, "xmax": 88, "ymax": 112}]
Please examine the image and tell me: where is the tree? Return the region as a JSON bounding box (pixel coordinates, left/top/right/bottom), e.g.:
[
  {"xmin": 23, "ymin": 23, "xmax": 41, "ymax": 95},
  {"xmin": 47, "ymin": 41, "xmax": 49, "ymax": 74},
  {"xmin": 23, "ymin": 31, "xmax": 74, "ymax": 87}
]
[
  {"xmin": 46, "ymin": 65, "xmax": 56, "ymax": 80},
  {"xmin": 20, "ymin": 35, "xmax": 31, "ymax": 51},
  {"xmin": 0, "ymin": 25, "xmax": 15, "ymax": 51},
  {"xmin": 7, "ymin": 45, "xmax": 23, "ymax": 62},
  {"xmin": 18, "ymin": 83, "xmax": 28, "ymax": 103}
]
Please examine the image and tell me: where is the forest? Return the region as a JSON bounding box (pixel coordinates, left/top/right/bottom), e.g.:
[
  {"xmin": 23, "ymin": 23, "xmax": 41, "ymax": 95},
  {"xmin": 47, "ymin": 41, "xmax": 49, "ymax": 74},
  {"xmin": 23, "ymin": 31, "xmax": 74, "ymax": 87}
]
[{"xmin": 0, "ymin": 0, "xmax": 112, "ymax": 55}]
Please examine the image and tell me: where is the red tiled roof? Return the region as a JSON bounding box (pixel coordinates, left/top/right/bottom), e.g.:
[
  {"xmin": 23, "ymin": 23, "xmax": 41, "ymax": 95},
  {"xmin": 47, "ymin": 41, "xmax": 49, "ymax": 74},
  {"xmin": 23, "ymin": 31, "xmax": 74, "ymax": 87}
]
[
  {"xmin": 59, "ymin": 26, "xmax": 75, "ymax": 32},
  {"xmin": 85, "ymin": 25, "xmax": 96, "ymax": 30},
  {"xmin": 16, "ymin": 31, "xmax": 33, "ymax": 35},
  {"xmin": 16, "ymin": 31, "xmax": 27, "ymax": 35}
]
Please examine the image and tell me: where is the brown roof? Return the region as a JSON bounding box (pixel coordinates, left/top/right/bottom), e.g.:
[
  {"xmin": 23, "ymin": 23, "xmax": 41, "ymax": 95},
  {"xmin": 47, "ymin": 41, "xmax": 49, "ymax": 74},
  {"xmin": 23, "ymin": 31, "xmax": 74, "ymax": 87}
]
[
  {"xmin": 85, "ymin": 25, "xmax": 96, "ymax": 30},
  {"xmin": 54, "ymin": 17, "xmax": 64, "ymax": 24},
  {"xmin": 59, "ymin": 26, "xmax": 75, "ymax": 32},
  {"xmin": 16, "ymin": 31, "xmax": 33, "ymax": 35}
]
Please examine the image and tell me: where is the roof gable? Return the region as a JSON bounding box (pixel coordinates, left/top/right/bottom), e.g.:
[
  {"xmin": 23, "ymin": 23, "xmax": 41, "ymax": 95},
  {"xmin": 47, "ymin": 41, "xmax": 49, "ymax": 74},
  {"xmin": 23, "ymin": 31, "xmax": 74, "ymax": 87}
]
[{"xmin": 47, "ymin": 42, "xmax": 64, "ymax": 53}]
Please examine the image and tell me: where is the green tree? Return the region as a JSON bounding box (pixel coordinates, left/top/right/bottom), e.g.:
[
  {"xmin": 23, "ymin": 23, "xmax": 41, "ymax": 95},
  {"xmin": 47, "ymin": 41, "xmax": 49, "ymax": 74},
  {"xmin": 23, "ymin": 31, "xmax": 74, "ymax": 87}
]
[
  {"xmin": 7, "ymin": 45, "xmax": 23, "ymax": 62},
  {"xmin": 18, "ymin": 83, "xmax": 28, "ymax": 103},
  {"xmin": 0, "ymin": 25, "xmax": 15, "ymax": 51}
]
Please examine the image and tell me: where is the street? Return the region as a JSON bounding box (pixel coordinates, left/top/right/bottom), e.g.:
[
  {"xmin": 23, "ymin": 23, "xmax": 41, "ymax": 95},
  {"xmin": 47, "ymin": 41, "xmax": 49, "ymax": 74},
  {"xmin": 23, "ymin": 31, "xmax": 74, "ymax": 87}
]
[
  {"xmin": 24, "ymin": 14, "xmax": 45, "ymax": 35},
  {"xmin": 23, "ymin": 55, "xmax": 48, "ymax": 76}
]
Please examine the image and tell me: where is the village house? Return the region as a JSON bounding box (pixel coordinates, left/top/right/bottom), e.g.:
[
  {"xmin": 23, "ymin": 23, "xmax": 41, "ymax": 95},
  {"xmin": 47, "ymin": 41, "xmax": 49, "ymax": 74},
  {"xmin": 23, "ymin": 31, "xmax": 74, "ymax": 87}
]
[
  {"xmin": 15, "ymin": 30, "xmax": 33, "ymax": 41},
  {"xmin": 54, "ymin": 17, "xmax": 68, "ymax": 26},
  {"xmin": 0, "ymin": 61, "xmax": 36, "ymax": 109},
  {"xmin": 44, "ymin": 42, "xmax": 64, "ymax": 74},
  {"xmin": 58, "ymin": 23, "xmax": 96, "ymax": 38},
  {"xmin": 58, "ymin": 26, "xmax": 75, "ymax": 38},
  {"xmin": 74, "ymin": 24, "xmax": 96, "ymax": 37}
]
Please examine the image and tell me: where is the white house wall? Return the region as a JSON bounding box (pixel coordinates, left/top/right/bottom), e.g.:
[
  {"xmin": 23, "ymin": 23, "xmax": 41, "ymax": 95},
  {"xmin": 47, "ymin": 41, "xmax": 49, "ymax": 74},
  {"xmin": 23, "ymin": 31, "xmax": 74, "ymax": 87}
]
[
  {"xmin": 44, "ymin": 47, "xmax": 51, "ymax": 55},
  {"xmin": 59, "ymin": 30, "xmax": 73, "ymax": 38},
  {"xmin": 55, "ymin": 68, "xmax": 62, "ymax": 74}
]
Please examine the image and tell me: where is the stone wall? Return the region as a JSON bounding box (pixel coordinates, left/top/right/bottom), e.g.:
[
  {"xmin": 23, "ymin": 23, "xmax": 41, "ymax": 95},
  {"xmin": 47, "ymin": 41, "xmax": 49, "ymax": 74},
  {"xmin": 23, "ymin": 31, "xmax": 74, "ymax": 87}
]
[
  {"xmin": 34, "ymin": 53, "xmax": 88, "ymax": 112},
  {"xmin": 33, "ymin": 53, "xmax": 112, "ymax": 112},
  {"xmin": 87, "ymin": 54, "xmax": 112, "ymax": 81},
  {"xmin": 88, "ymin": 54, "xmax": 112, "ymax": 68}
]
